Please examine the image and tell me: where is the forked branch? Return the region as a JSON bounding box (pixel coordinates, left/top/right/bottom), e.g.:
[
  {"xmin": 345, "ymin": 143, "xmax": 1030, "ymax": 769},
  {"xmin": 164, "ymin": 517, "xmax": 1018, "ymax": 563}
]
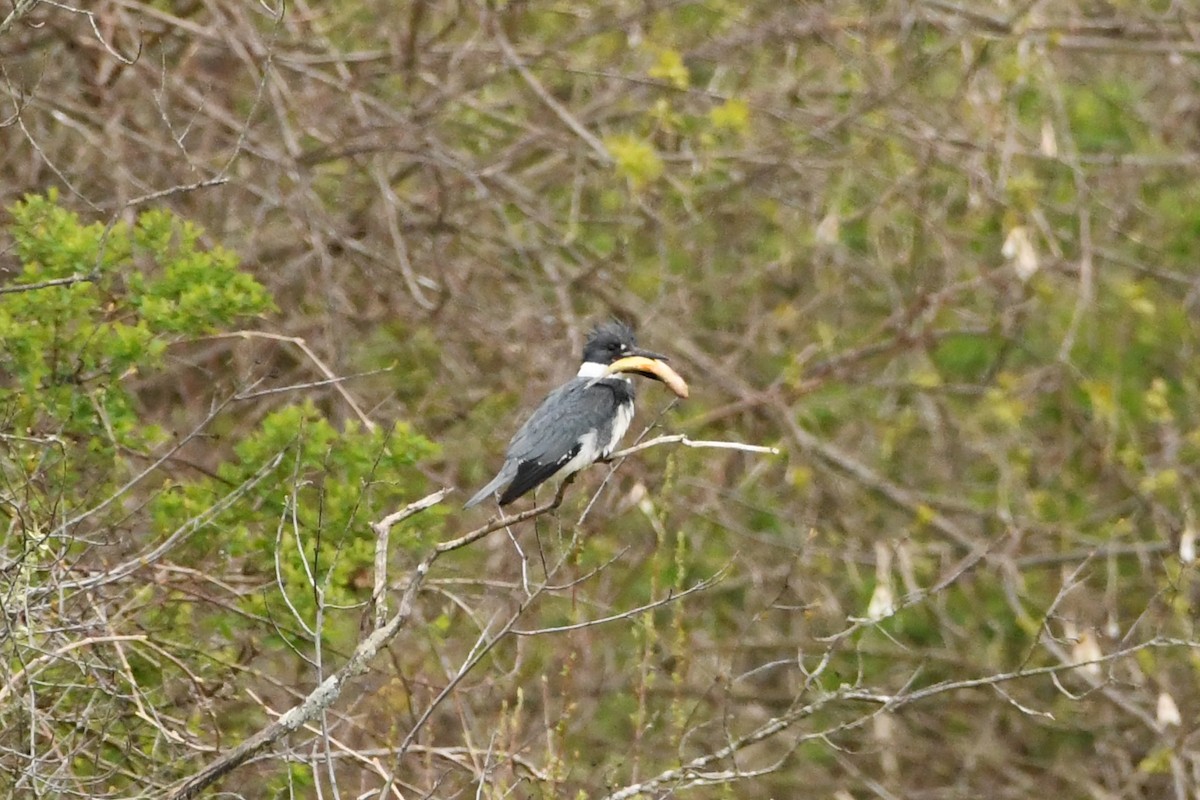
[{"xmin": 167, "ymin": 433, "xmax": 774, "ymax": 799}]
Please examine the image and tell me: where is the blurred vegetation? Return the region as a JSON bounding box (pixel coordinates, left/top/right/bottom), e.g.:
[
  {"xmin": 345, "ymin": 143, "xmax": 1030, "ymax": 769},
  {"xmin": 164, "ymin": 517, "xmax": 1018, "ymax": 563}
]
[{"xmin": 4, "ymin": 1, "xmax": 1200, "ymax": 798}]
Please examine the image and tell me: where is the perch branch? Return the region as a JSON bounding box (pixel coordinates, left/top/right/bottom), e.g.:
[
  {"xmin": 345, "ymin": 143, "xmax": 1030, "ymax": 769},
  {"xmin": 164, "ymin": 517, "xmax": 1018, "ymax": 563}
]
[{"xmin": 608, "ymin": 434, "xmax": 780, "ymax": 460}]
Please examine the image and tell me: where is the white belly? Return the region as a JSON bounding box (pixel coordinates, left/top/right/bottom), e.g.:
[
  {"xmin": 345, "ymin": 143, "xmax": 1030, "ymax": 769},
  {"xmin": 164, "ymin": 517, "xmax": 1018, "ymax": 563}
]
[
  {"xmin": 602, "ymin": 401, "xmax": 634, "ymax": 457},
  {"xmin": 559, "ymin": 431, "xmax": 600, "ymax": 478},
  {"xmin": 557, "ymin": 400, "xmax": 634, "ymax": 478}
]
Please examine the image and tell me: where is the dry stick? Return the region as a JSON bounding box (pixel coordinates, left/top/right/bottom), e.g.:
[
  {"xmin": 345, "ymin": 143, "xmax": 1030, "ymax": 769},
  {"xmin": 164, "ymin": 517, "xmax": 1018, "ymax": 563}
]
[
  {"xmin": 34, "ymin": 451, "xmax": 284, "ymax": 599},
  {"xmin": 380, "ymin": 478, "xmax": 624, "ymax": 798},
  {"xmin": 0, "ymin": 0, "xmax": 39, "ymax": 36},
  {"xmin": 1043, "ymin": 51, "xmax": 1095, "ymax": 363},
  {"xmin": 196, "ymin": 330, "xmax": 378, "ymax": 431},
  {"xmin": 244, "ymin": 688, "xmax": 407, "ymax": 800},
  {"xmin": 579, "ymin": 424, "xmax": 777, "ymax": 525},
  {"xmin": 371, "ymin": 488, "xmax": 452, "ymax": 630},
  {"xmin": 125, "ymin": 177, "xmax": 229, "ymax": 209},
  {"xmin": 373, "ymin": 166, "xmax": 437, "ymax": 311},
  {"xmin": 0, "ymin": 635, "xmax": 148, "ymax": 707},
  {"xmin": 46, "ymin": 387, "xmax": 241, "ymax": 539},
  {"xmin": 511, "ymin": 568, "xmax": 726, "ymax": 636},
  {"xmin": 233, "ymin": 368, "xmax": 393, "ymax": 402}
]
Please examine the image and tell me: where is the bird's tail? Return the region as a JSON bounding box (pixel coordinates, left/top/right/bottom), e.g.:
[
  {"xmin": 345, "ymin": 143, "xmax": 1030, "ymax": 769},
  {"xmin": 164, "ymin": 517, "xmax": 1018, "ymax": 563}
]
[{"xmin": 463, "ymin": 460, "xmax": 517, "ymax": 509}]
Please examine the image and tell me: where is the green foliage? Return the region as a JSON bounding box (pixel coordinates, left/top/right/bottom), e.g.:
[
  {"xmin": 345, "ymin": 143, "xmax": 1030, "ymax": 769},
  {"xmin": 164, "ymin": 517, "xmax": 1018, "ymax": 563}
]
[
  {"xmin": 647, "ymin": 47, "xmax": 690, "ymax": 89},
  {"xmin": 1067, "ymin": 80, "xmax": 1145, "ymax": 153},
  {"xmin": 0, "ymin": 194, "xmax": 439, "ymax": 792},
  {"xmin": 2, "ymin": 192, "xmax": 271, "ymax": 447},
  {"xmin": 606, "ymin": 134, "xmax": 665, "ymax": 188},
  {"xmin": 931, "ymin": 334, "xmax": 1001, "ymax": 383},
  {"xmin": 0, "ymin": 193, "xmax": 275, "ymax": 550},
  {"xmin": 708, "ymin": 97, "xmax": 750, "ymax": 133}
]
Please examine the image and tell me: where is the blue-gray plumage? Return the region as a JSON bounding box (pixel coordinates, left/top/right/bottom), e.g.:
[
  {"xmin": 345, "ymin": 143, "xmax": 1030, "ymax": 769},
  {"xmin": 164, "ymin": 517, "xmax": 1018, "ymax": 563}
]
[{"xmin": 464, "ymin": 321, "xmax": 671, "ymax": 509}]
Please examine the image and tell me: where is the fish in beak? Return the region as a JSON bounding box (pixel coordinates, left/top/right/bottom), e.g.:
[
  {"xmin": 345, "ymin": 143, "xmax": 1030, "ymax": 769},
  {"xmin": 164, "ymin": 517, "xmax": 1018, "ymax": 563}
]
[{"xmin": 604, "ymin": 355, "xmax": 689, "ymax": 398}]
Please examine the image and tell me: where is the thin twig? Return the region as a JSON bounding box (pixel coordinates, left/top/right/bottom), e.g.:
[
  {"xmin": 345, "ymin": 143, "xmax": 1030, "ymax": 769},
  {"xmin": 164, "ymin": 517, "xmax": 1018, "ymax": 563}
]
[
  {"xmin": 195, "ymin": 330, "xmax": 378, "ymax": 431},
  {"xmin": 40, "ymin": 388, "xmax": 244, "ymax": 545},
  {"xmin": 0, "ymin": 0, "xmax": 40, "ymax": 37},
  {"xmin": 40, "ymin": 451, "xmax": 285, "ymax": 598},
  {"xmin": 0, "ymin": 273, "xmax": 97, "ymax": 295},
  {"xmin": 0, "ymin": 634, "xmax": 148, "ymax": 707},
  {"xmin": 602, "ymin": 636, "xmax": 1200, "ymax": 800},
  {"xmin": 233, "ymin": 368, "xmax": 394, "ymax": 402},
  {"xmin": 511, "ymin": 568, "xmax": 726, "ymax": 636},
  {"xmin": 165, "ymin": 427, "xmax": 775, "ymax": 797},
  {"xmin": 125, "ymin": 177, "xmax": 228, "ymax": 209},
  {"xmin": 489, "ymin": 14, "xmax": 611, "ymax": 164}
]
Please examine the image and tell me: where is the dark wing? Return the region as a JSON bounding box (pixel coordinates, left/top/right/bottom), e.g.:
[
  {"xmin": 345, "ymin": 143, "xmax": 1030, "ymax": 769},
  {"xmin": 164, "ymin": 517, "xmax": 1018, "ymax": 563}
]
[
  {"xmin": 498, "ymin": 444, "xmax": 580, "ymax": 505},
  {"xmin": 494, "ymin": 377, "xmax": 635, "ymax": 505}
]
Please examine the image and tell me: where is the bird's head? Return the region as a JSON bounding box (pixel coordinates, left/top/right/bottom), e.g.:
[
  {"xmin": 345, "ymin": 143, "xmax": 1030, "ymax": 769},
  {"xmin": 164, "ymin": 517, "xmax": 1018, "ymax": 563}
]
[
  {"xmin": 581, "ymin": 320, "xmax": 665, "ymax": 366},
  {"xmin": 579, "ymin": 320, "xmax": 688, "ymax": 398}
]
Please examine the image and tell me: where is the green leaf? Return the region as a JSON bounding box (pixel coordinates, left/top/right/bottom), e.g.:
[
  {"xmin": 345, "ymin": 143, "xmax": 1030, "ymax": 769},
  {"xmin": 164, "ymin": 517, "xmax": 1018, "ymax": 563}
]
[
  {"xmin": 708, "ymin": 98, "xmax": 749, "ymax": 133},
  {"xmin": 648, "ymin": 47, "xmax": 689, "ymax": 89},
  {"xmin": 605, "ymin": 134, "xmax": 665, "ymax": 188}
]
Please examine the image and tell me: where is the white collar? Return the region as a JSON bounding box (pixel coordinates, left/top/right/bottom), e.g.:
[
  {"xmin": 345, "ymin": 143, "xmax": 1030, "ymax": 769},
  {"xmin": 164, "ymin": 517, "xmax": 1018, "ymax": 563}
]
[{"xmin": 576, "ymin": 361, "xmax": 608, "ymax": 378}]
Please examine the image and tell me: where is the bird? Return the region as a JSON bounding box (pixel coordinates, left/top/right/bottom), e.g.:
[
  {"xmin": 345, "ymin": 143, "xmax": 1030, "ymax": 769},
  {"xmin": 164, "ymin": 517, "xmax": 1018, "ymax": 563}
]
[{"xmin": 463, "ymin": 320, "xmax": 686, "ymax": 509}]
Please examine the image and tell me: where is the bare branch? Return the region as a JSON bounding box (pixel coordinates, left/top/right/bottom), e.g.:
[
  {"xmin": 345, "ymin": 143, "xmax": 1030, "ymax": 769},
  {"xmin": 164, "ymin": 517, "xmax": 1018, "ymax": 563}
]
[
  {"xmin": 196, "ymin": 331, "xmax": 379, "ymax": 431},
  {"xmin": 489, "ymin": 13, "xmax": 612, "ymax": 164},
  {"xmin": 603, "ymin": 637, "xmax": 1200, "ymax": 800},
  {"xmin": 166, "ymin": 488, "xmax": 449, "ymax": 800},
  {"xmin": 371, "ymin": 487, "xmax": 454, "ymax": 629},
  {"xmin": 124, "ymin": 177, "xmax": 228, "ymax": 209},
  {"xmin": 511, "ymin": 567, "xmax": 727, "ymax": 636},
  {"xmin": 0, "ymin": 0, "xmax": 39, "ymax": 37},
  {"xmin": 0, "ymin": 272, "xmax": 97, "ymax": 294},
  {"xmin": 36, "ymin": 450, "xmax": 285, "ymax": 599}
]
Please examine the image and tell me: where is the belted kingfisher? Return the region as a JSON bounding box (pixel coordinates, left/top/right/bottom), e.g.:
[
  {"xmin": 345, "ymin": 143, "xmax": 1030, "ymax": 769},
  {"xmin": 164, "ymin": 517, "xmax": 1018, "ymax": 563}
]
[{"xmin": 464, "ymin": 321, "xmax": 688, "ymax": 509}]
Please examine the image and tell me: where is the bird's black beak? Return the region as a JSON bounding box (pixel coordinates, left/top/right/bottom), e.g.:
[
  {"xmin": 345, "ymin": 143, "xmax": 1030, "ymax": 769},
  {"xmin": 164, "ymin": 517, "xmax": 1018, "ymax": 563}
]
[{"xmin": 629, "ymin": 346, "xmax": 668, "ymax": 361}]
